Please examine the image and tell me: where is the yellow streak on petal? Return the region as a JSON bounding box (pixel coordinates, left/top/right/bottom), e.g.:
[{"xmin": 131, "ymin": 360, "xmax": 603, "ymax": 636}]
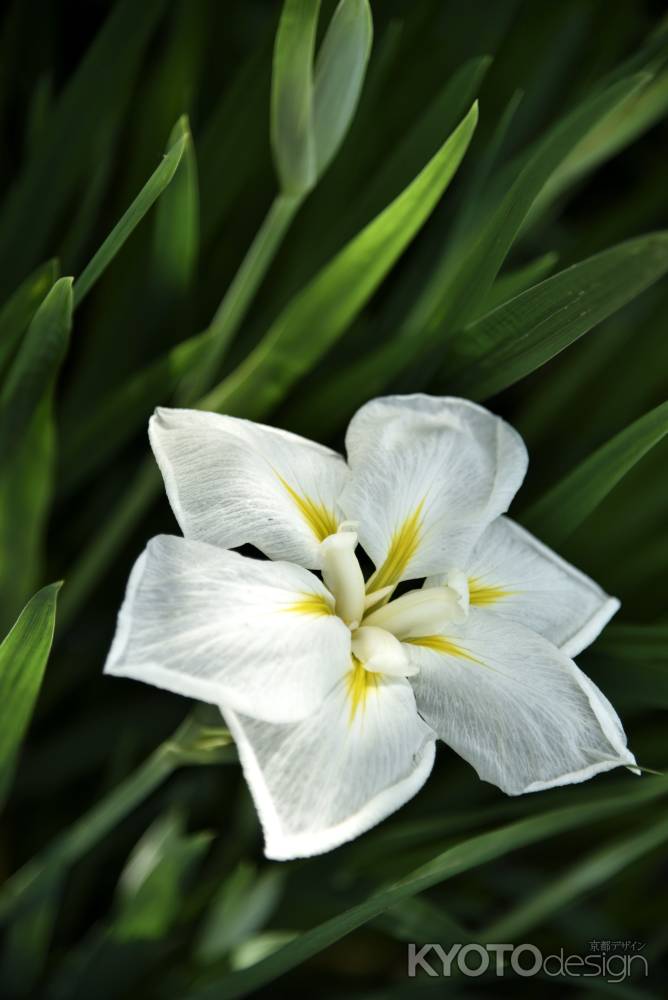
[
  {"xmin": 346, "ymin": 655, "xmax": 378, "ymax": 724},
  {"xmin": 404, "ymin": 634, "xmax": 484, "ymax": 666},
  {"xmin": 284, "ymin": 593, "xmax": 333, "ymax": 617},
  {"xmin": 367, "ymin": 499, "xmax": 425, "ymax": 593},
  {"xmin": 468, "ymin": 576, "xmax": 515, "ymax": 606},
  {"xmin": 277, "ymin": 474, "xmax": 338, "ymax": 542}
]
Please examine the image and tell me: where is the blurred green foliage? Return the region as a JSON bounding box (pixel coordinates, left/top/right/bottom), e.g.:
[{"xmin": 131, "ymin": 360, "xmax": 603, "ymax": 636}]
[{"xmin": 0, "ymin": 0, "xmax": 667, "ymax": 996}]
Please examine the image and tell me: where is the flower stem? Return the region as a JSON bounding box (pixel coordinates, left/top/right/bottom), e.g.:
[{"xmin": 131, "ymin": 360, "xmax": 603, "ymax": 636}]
[{"xmin": 179, "ymin": 192, "xmax": 301, "ymax": 403}]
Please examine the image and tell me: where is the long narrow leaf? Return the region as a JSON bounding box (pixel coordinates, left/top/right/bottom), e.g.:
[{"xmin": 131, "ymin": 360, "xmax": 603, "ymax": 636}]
[
  {"xmin": 445, "ymin": 232, "xmax": 668, "ymax": 399},
  {"xmin": 285, "ymin": 74, "xmax": 650, "ymax": 438},
  {"xmin": 73, "ymin": 130, "xmax": 187, "ymax": 308},
  {"xmin": 0, "ymin": 261, "xmax": 58, "ymax": 377},
  {"xmin": 203, "ymin": 101, "xmax": 479, "ymax": 418},
  {"xmin": 483, "ymin": 810, "xmax": 668, "ymax": 939},
  {"xmin": 312, "ymin": 0, "xmax": 373, "ymax": 178},
  {"xmin": 524, "ymin": 400, "xmax": 668, "ymax": 545},
  {"xmin": 271, "ymin": 0, "xmax": 320, "ymax": 194},
  {"xmin": 0, "ymin": 582, "xmax": 61, "ymax": 807},
  {"xmin": 150, "ymin": 115, "xmax": 199, "ymax": 301},
  {"xmin": 184, "ymin": 777, "xmax": 668, "ymax": 999},
  {"xmin": 0, "ymin": 0, "xmax": 168, "ymax": 294},
  {"xmin": 0, "ymin": 277, "xmax": 72, "ymax": 462}
]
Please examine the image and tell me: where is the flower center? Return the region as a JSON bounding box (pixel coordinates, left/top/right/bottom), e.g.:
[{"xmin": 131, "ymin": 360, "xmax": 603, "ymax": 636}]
[{"xmin": 319, "ymin": 527, "xmax": 468, "ymax": 679}]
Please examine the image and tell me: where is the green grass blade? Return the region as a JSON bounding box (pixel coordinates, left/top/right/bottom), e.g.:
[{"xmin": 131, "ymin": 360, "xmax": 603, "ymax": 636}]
[
  {"xmin": 0, "ymin": 402, "xmax": 55, "ymax": 635},
  {"xmin": 430, "ymin": 73, "xmax": 651, "ymax": 336},
  {"xmin": 178, "ymin": 194, "xmax": 301, "ymax": 404},
  {"xmin": 271, "ymin": 0, "xmax": 320, "ymax": 195},
  {"xmin": 184, "ymin": 777, "xmax": 668, "ymax": 999},
  {"xmin": 313, "ymin": 0, "xmax": 372, "ymax": 179},
  {"xmin": 0, "ymin": 0, "xmax": 168, "ymax": 295},
  {"xmin": 524, "ymin": 400, "xmax": 668, "ymax": 545},
  {"xmin": 285, "ymin": 75, "xmax": 648, "ymax": 439},
  {"xmin": 150, "ymin": 116, "xmax": 199, "ymax": 302},
  {"xmin": 445, "ymin": 232, "xmax": 668, "ymax": 399},
  {"xmin": 73, "ymin": 129, "xmax": 187, "ymax": 308},
  {"xmin": 203, "ymin": 101, "xmax": 479, "ymax": 419},
  {"xmin": 533, "ymin": 70, "xmax": 668, "ymax": 221},
  {"xmin": 0, "ymin": 582, "xmax": 61, "ymax": 808},
  {"xmin": 350, "ymin": 55, "xmax": 491, "ymax": 235},
  {"xmin": 483, "ymin": 810, "xmax": 668, "ymax": 940},
  {"xmin": 0, "ymin": 260, "xmax": 58, "ymax": 377},
  {"xmin": 472, "ymin": 251, "xmax": 558, "ymax": 319},
  {"xmin": 0, "ymin": 277, "xmax": 72, "ymax": 463}
]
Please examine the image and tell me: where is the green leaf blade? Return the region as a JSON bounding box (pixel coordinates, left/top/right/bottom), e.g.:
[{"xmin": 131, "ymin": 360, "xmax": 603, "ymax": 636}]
[
  {"xmin": 524, "ymin": 400, "xmax": 668, "ymax": 545},
  {"xmin": 0, "ymin": 582, "xmax": 61, "ymax": 808},
  {"xmin": 0, "ymin": 261, "xmax": 59, "ymax": 378},
  {"xmin": 184, "ymin": 777, "xmax": 668, "ymax": 999},
  {"xmin": 204, "ymin": 100, "xmax": 479, "ymax": 419},
  {"xmin": 0, "ymin": 277, "xmax": 73, "ymax": 463},
  {"xmin": 150, "ymin": 115, "xmax": 199, "ymax": 302},
  {"xmin": 416, "ymin": 72, "xmax": 653, "ymax": 353},
  {"xmin": 312, "ymin": 0, "xmax": 373, "ymax": 179},
  {"xmin": 73, "ymin": 129, "xmax": 187, "ymax": 308},
  {"xmin": 447, "ymin": 232, "xmax": 668, "ymax": 399},
  {"xmin": 271, "ymin": 0, "xmax": 320, "ymax": 195}
]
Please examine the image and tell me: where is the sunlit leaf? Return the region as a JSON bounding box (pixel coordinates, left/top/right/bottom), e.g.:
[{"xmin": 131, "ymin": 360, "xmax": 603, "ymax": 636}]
[{"xmin": 203, "ymin": 101, "xmax": 479, "ymax": 418}]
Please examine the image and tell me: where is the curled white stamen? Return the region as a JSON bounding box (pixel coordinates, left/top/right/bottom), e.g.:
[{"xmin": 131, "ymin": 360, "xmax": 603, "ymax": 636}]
[
  {"xmin": 364, "ymin": 586, "xmax": 466, "ymax": 639},
  {"xmin": 351, "ymin": 626, "xmax": 418, "ymax": 677},
  {"xmin": 319, "ymin": 531, "xmax": 365, "ymax": 627}
]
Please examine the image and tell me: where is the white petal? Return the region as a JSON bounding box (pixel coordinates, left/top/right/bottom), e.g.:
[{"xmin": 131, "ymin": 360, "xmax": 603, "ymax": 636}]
[
  {"xmin": 104, "ymin": 535, "xmax": 351, "ymax": 723},
  {"xmin": 427, "ymin": 516, "xmax": 620, "ymax": 656},
  {"xmin": 351, "ymin": 626, "xmax": 417, "ymax": 676},
  {"xmin": 223, "ymin": 670, "xmax": 435, "ymax": 859},
  {"xmin": 340, "ymin": 395, "xmax": 528, "ymax": 586},
  {"xmin": 149, "ymin": 408, "xmax": 349, "ymax": 568},
  {"xmin": 406, "ymin": 608, "xmax": 635, "ymax": 795}
]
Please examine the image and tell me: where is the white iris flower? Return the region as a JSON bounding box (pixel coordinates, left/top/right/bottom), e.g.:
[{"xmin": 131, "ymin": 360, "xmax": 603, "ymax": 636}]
[{"xmin": 105, "ymin": 395, "xmax": 636, "ymax": 860}]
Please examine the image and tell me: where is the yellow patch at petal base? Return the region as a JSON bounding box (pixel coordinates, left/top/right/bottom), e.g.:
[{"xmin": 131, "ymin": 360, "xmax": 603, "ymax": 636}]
[
  {"xmin": 468, "ymin": 577, "xmax": 514, "ymax": 606},
  {"xmin": 404, "ymin": 634, "xmax": 484, "ymax": 665},
  {"xmin": 367, "ymin": 499, "xmax": 425, "ymax": 593},
  {"xmin": 346, "ymin": 656, "xmax": 378, "ymax": 724},
  {"xmin": 284, "ymin": 593, "xmax": 333, "ymax": 617},
  {"xmin": 277, "ymin": 475, "xmax": 338, "ymax": 542}
]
